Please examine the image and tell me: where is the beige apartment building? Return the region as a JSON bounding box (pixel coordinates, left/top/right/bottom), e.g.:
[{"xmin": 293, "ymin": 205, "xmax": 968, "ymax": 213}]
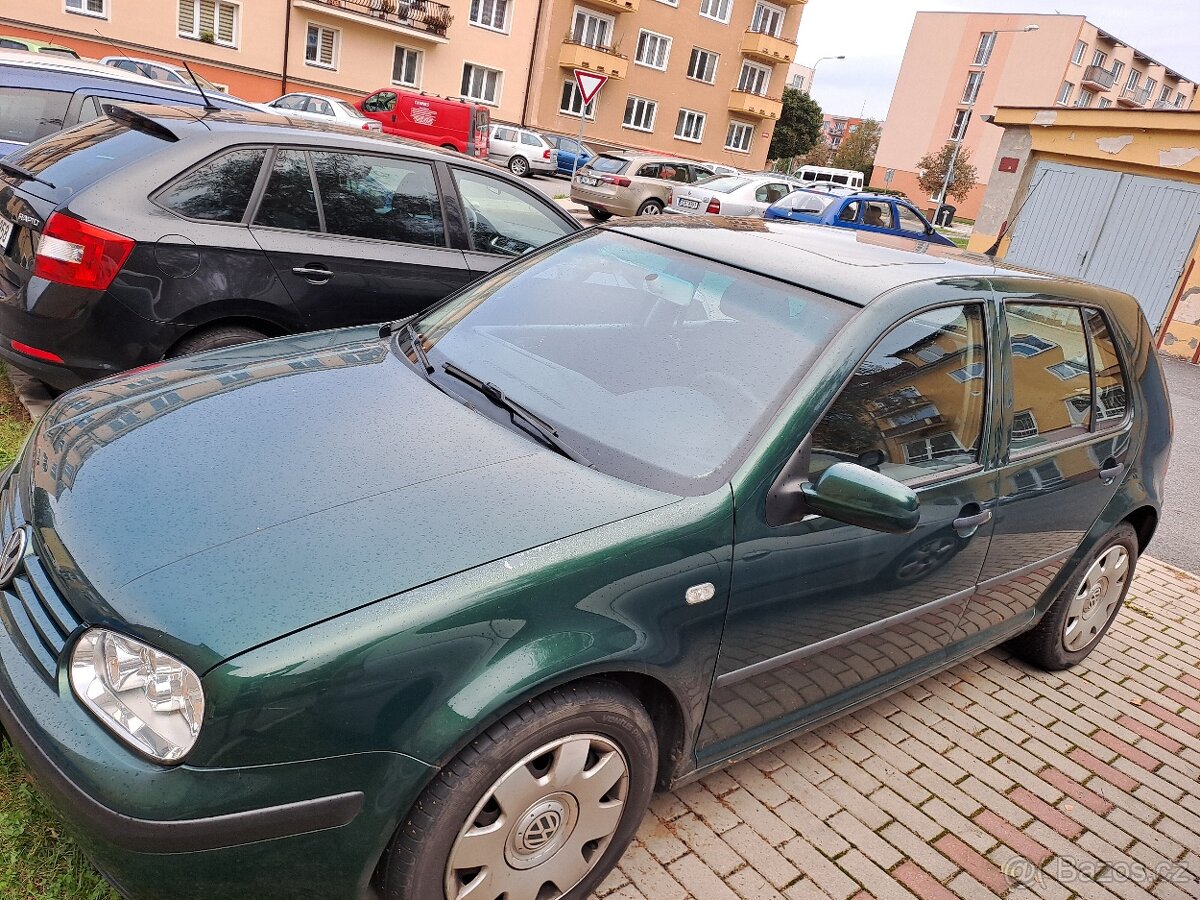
[
  {"xmin": 873, "ymin": 12, "xmax": 1196, "ymax": 221},
  {"xmin": 2, "ymin": 0, "xmax": 805, "ymax": 168}
]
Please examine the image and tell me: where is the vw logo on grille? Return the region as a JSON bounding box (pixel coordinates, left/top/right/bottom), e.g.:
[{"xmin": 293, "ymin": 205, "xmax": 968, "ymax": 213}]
[
  {"xmin": 0, "ymin": 527, "xmax": 27, "ymax": 589},
  {"xmin": 522, "ymin": 810, "xmax": 562, "ymax": 850}
]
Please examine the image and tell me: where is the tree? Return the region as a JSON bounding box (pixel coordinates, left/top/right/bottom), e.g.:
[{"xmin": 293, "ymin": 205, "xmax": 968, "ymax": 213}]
[
  {"xmin": 767, "ymin": 88, "xmax": 824, "ymax": 164},
  {"xmin": 794, "ymin": 143, "xmax": 834, "ymax": 168},
  {"xmin": 916, "ymin": 142, "xmax": 979, "ymax": 204},
  {"xmin": 831, "ymin": 118, "xmax": 882, "ymax": 184}
]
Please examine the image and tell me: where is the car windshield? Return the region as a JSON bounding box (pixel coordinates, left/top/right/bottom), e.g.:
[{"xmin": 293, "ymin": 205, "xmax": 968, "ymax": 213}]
[
  {"xmin": 705, "ymin": 176, "xmax": 752, "ymax": 194},
  {"xmin": 335, "ymin": 100, "xmax": 368, "ymax": 119},
  {"xmin": 414, "ymin": 230, "xmax": 851, "ymax": 494}
]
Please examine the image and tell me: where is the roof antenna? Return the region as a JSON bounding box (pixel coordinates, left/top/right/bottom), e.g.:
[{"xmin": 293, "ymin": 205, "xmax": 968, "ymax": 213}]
[
  {"xmin": 180, "ymin": 59, "xmax": 220, "ymax": 112},
  {"xmin": 984, "ymin": 169, "xmax": 1044, "ymax": 257},
  {"xmin": 91, "ymin": 28, "xmax": 153, "ymax": 79}
]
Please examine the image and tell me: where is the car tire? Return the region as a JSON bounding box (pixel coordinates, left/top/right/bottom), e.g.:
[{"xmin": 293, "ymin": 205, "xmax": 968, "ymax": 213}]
[
  {"xmin": 169, "ymin": 325, "xmax": 269, "ymax": 358},
  {"xmin": 509, "ymin": 156, "xmax": 530, "ymax": 177},
  {"xmin": 441, "ymin": 143, "xmax": 459, "ymax": 152},
  {"xmin": 1009, "ymin": 523, "xmax": 1138, "ymax": 670},
  {"xmin": 382, "ymin": 680, "xmax": 657, "ymax": 900},
  {"xmin": 588, "ymin": 207, "xmax": 613, "ymax": 222},
  {"xmin": 636, "ymin": 200, "xmax": 663, "ymax": 216}
]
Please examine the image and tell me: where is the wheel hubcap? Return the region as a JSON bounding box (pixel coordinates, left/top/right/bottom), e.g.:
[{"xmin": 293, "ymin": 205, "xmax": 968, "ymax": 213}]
[
  {"xmin": 444, "ymin": 734, "xmax": 629, "ymax": 900},
  {"xmin": 1063, "ymin": 545, "xmax": 1129, "ymax": 652}
]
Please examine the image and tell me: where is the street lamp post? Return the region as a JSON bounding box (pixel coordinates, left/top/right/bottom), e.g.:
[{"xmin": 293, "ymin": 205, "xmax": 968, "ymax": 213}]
[{"xmin": 806, "ymin": 55, "xmax": 845, "ymax": 96}]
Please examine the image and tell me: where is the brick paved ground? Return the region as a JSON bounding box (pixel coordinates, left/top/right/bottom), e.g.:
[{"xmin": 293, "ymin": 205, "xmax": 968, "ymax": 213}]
[{"xmin": 595, "ymin": 556, "xmax": 1200, "ymax": 900}]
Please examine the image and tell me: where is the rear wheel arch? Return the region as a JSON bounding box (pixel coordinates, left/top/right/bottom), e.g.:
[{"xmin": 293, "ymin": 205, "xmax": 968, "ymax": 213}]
[
  {"xmin": 165, "ymin": 316, "xmax": 289, "ymax": 358},
  {"xmin": 1124, "ymin": 506, "xmax": 1158, "ymax": 555}
]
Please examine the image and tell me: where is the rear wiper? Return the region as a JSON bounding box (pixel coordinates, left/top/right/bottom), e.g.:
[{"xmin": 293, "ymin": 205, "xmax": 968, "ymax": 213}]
[
  {"xmin": 0, "ymin": 161, "xmax": 55, "ymax": 190},
  {"xmin": 442, "ymin": 362, "xmax": 592, "ymax": 467}
]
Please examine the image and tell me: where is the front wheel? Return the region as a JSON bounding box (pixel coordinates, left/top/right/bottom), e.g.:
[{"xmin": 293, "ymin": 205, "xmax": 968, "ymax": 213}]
[
  {"xmin": 587, "ymin": 207, "xmax": 613, "ymax": 222},
  {"xmin": 1009, "ymin": 523, "xmax": 1138, "ymax": 670},
  {"xmin": 636, "ymin": 200, "xmax": 663, "ymax": 216},
  {"xmin": 383, "ymin": 681, "xmax": 657, "ymax": 900},
  {"xmin": 509, "ymin": 156, "xmax": 530, "ymax": 177}
]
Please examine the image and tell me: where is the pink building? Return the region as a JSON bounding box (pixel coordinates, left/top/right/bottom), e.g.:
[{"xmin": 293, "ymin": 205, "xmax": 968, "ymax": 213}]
[{"xmin": 873, "ymin": 12, "xmax": 1196, "ymax": 221}]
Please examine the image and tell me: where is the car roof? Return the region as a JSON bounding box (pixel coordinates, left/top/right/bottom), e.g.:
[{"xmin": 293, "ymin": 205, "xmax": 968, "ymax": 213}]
[
  {"xmin": 100, "ymin": 55, "xmax": 184, "ymax": 71},
  {"xmin": 605, "ymin": 217, "xmax": 1050, "ymax": 306},
  {"xmin": 0, "ymin": 36, "xmax": 75, "ymax": 52},
  {"xmin": 0, "ymin": 47, "xmax": 155, "ymax": 81}
]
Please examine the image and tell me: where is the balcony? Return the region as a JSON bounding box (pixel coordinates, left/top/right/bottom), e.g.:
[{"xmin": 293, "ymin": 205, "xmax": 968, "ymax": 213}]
[
  {"xmin": 558, "ymin": 39, "xmax": 628, "ymax": 79},
  {"xmin": 739, "ymin": 28, "xmax": 796, "ymax": 66},
  {"xmin": 1081, "ymin": 65, "xmax": 1115, "ymax": 91},
  {"xmin": 728, "ymin": 88, "xmax": 783, "ymax": 120},
  {"xmin": 294, "ymin": 0, "xmax": 452, "ymax": 42},
  {"xmin": 1117, "ymin": 85, "xmax": 1153, "ymax": 107},
  {"xmin": 577, "ymin": 0, "xmax": 640, "ymax": 12}
]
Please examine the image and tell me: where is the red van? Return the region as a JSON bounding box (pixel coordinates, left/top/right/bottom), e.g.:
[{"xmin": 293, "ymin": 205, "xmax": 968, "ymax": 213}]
[{"xmin": 357, "ymin": 88, "xmax": 490, "ymax": 156}]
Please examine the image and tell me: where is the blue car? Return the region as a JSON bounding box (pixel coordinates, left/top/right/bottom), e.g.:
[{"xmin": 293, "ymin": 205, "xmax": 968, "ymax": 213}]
[
  {"xmin": 542, "ymin": 133, "xmax": 594, "ymax": 177},
  {"xmin": 764, "ymin": 189, "xmax": 957, "ymax": 247}
]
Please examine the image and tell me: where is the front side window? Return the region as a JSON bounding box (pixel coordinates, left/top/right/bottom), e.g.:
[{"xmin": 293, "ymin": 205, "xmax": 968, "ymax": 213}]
[
  {"xmin": 311, "ymin": 152, "xmax": 445, "ymax": 246},
  {"xmin": 305, "ymin": 23, "xmax": 338, "ymax": 68},
  {"xmin": 470, "ymin": 0, "xmax": 509, "ymax": 31},
  {"xmin": 393, "ymin": 47, "xmax": 421, "ymax": 87},
  {"xmin": 158, "ymin": 147, "xmax": 266, "ymax": 222},
  {"xmin": 179, "ymin": 0, "xmax": 238, "ymax": 46},
  {"xmin": 451, "ymin": 168, "xmax": 573, "ymax": 257},
  {"xmin": 462, "ymin": 64, "xmax": 501, "ymax": 105},
  {"xmin": 837, "ymin": 200, "xmax": 861, "ymax": 222},
  {"xmin": 559, "ymin": 80, "xmax": 596, "ymax": 119},
  {"xmin": 1005, "ymin": 303, "xmax": 1092, "ymax": 450},
  {"xmin": 66, "ymin": 0, "xmax": 106, "ymax": 16},
  {"xmin": 699, "ymin": 0, "xmax": 732, "ymax": 23},
  {"xmin": 363, "ymin": 91, "xmax": 397, "ymax": 113},
  {"xmin": 624, "ymin": 96, "xmax": 657, "ymax": 131},
  {"xmin": 896, "ymin": 204, "xmax": 928, "ymax": 235},
  {"xmin": 675, "ymin": 109, "xmax": 705, "ymax": 143},
  {"xmin": 725, "ymin": 121, "xmax": 753, "ymax": 153},
  {"xmin": 254, "ymin": 149, "xmax": 320, "ymax": 232},
  {"xmin": 415, "ymin": 230, "xmax": 852, "ymax": 493},
  {"xmin": 635, "ymin": 30, "xmax": 672, "ymax": 70},
  {"xmin": 810, "ymin": 304, "xmax": 987, "ymax": 481}
]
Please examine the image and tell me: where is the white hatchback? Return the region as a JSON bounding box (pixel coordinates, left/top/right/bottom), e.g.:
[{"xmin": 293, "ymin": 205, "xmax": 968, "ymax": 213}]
[
  {"xmin": 488, "ymin": 125, "xmax": 558, "ymax": 177},
  {"xmin": 266, "ymin": 92, "xmax": 383, "ymax": 132},
  {"xmin": 667, "ymin": 174, "xmax": 804, "ymax": 217}
]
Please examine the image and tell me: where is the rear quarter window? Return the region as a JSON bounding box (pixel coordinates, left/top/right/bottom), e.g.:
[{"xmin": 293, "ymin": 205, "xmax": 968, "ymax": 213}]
[
  {"xmin": 156, "ymin": 148, "xmax": 267, "ymax": 223},
  {"xmin": 0, "ymin": 87, "xmax": 71, "ymax": 145}
]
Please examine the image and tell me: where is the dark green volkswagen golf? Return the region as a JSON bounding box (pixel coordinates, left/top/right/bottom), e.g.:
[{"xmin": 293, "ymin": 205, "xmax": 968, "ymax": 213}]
[{"xmin": 0, "ymin": 219, "xmax": 1170, "ymax": 899}]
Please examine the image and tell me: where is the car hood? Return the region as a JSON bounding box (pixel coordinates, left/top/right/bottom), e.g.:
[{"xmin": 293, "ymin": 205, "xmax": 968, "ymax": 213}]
[{"xmin": 21, "ymin": 328, "xmax": 676, "ymax": 671}]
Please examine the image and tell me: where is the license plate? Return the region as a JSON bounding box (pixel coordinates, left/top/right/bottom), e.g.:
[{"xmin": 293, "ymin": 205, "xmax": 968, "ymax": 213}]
[
  {"xmin": 577, "ymin": 176, "xmax": 600, "ymax": 187},
  {"xmin": 0, "ymin": 215, "xmax": 11, "ymax": 254},
  {"xmin": 679, "ymin": 198, "xmax": 700, "ymax": 210}
]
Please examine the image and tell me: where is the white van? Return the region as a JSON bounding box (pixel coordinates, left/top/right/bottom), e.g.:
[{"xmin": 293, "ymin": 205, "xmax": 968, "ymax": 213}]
[{"xmin": 792, "ymin": 165, "xmax": 864, "ymax": 191}]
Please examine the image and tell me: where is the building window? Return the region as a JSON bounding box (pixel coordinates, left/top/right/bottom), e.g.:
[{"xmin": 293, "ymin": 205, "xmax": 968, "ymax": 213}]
[
  {"xmin": 949, "ymin": 362, "xmax": 985, "ymax": 382},
  {"xmin": 750, "ymin": 1, "xmax": 784, "ymax": 37},
  {"xmin": 1125, "ymin": 70, "xmax": 1140, "ymax": 91},
  {"xmin": 699, "ymin": 0, "xmax": 732, "ymax": 25},
  {"xmin": 1091, "ymin": 49, "xmax": 1107, "ymax": 68},
  {"xmin": 737, "ymin": 60, "xmax": 770, "ymax": 95},
  {"xmin": 559, "ymin": 80, "xmax": 596, "ymax": 119},
  {"xmin": 675, "ymin": 108, "xmax": 705, "ymax": 142},
  {"xmin": 635, "ymin": 30, "xmax": 671, "ymax": 70},
  {"xmin": 687, "ymin": 48, "xmax": 719, "ymax": 83},
  {"xmin": 1159, "ymin": 85, "xmax": 1173, "ymax": 103},
  {"xmin": 789, "ymin": 72, "xmax": 805, "ymax": 90},
  {"xmin": 950, "ymin": 108, "xmax": 969, "ymax": 141},
  {"xmin": 179, "ymin": 1, "xmax": 237, "ymax": 46},
  {"xmin": 726, "ymin": 120, "xmax": 753, "ymax": 152},
  {"xmin": 1072, "ymin": 40, "xmax": 1087, "ymax": 65},
  {"xmin": 461, "ymin": 63, "xmax": 501, "ymax": 105},
  {"xmin": 469, "ymin": 0, "xmax": 509, "ymax": 31},
  {"xmin": 1012, "ymin": 410, "xmax": 1039, "ymax": 440},
  {"xmin": 304, "ymin": 23, "xmax": 337, "ymax": 68},
  {"xmin": 1177, "ymin": 92, "xmax": 1187, "ymax": 108},
  {"xmin": 961, "ymin": 70, "xmax": 983, "ymax": 104},
  {"xmin": 1098, "ymin": 97, "xmax": 1112, "ymax": 108},
  {"xmin": 973, "ymin": 31, "xmax": 996, "ymax": 66},
  {"xmin": 571, "ymin": 8, "xmax": 614, "ymax": 48},
  {"xmin": 393, "ymin": 46, "xmax": 421, "ymax": 87},
  {"xmin": 1075, "ymin": 89, "xmax": 1094, "ymax": 107},
  {"xmin": 654, "ymin": 0, "xmax": 679, "ymax": 6},
  {"xmin": 1110, "ymin": 60, "xmax": 1124, "ymax": 81},
  {"xmin": 1057, "ymin": 81, "xmax": 1073, "ymax": 105},
  {"xmin": 1144, "ymin": 77, "xmax": 1158, "ymax": 97},
  {"xmin": 623, "ymin": 96, "xmax": 657, "ymax": 131},
  {"xmin": 66, "ymin": 0, "xmax": 106, "ymax": 17}
]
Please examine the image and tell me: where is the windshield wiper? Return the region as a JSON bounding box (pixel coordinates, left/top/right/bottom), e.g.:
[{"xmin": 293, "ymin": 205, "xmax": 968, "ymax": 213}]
[
  {"xmin": 404, "ymin": 322, "xmax": 434, "ymax": 373},
  {"xmin": 442, "ymin": 362, "xmax": 592, "ymax": 467},
  {"xmin": 0, "ymin": 161, "xmax": 56, "ymax": 190}
]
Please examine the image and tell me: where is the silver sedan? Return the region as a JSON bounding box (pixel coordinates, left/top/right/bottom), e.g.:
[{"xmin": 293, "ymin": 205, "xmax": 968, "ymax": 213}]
[{"xmin": 666, "ymin": 174, "xmax": 805, "ymax": 217}]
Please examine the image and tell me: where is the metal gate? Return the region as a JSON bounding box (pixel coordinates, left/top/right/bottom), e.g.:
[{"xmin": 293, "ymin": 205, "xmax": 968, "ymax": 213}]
[{"xmin": 1005, "ymin": 161, "xmax": 1200, "ymax": 327}]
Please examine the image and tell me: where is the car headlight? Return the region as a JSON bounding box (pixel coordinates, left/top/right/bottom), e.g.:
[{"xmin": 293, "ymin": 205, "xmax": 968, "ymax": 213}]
[{"xmin": 69, "ymin": 629, "xmax": 204, "ymax": 763}]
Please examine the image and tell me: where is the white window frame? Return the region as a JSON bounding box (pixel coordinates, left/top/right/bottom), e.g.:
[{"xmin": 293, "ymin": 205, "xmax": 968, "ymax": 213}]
[
  {"xmin": 65, "ymin": 0, "xmax": 107, "ymax": 18},
  {"xmin": 653, "ymin": 0, "xmax": 679, "ymax": 6},
  {"xmin": 1176, "ymin": 92, "xmax": 1187, "ymax": 108},
  {"xmin": 559, "ymin": 79, "xmax": 596, "ymax": 119},
  {"xmin": 687, "ymin": 47, "xmax": 719, "ymax": 84},
  {"xmin": 1075, "ymin": 89, "xmax": 1094, "ymax": 108},
  {"xmin": 950, "ymin": 108, "xmax": 969, "ymax": 141},
  {"xmin": 750, "ymin": 1, "xmax": 785, "ymax": 37},
  {"xmin": 675, "ymin": 108, "xmax": 706, "ymax": 143},
  {"xmin": 737, "ymin": 60, "xmax": 771, "ymax": 96},
  {"xmin": 973, "ymin": 31, "xmax": 996, "ymax": 66},
  {"xmin": 179, "ymin": 0, "xmax": 239, "ymax": 48},
  {"xmin": 461, "ymin": 62, "xmax": 502, "ymax": 106},
  {"xmin": 1091, "ymin": 50, "xmax": 1107, "ymax": 69},
  {"xmin": 1072, "ymin": 40, "xmax": 1087, "ymax": 65},
  {"xmin": 571, "ymin": 7, "xmax": 614, "ymax": 49},
  {"xmin": 634, "ymin": 29, "xmax": 672, "ymax": 71},
  {"xmin": 392, "ymin": 45, "xmax": 421, "ymax": 87},
  {"xmin": 1125, "ymin": 70, "xmax": 1140, "ymax": 91},
  {"xmin": 961, "ymin": 70, "xmax": 983, "ymax": 105},
  {"xmin": 789, "ymin": 72, "xmax": 805, "ymax": 90},
  {"xmin": 469, "ymin": 0, "xmax": 509, "ymax": 33},
  {"xmin": 623, "ymin": 96, "xmax": 657, "ymax": 132},
  {"xmin": 1057, "ymin": 81, "xmax": 1073, "ymax": 105},
  {"xmin": 725, "ymin": 120, "xmax": 753, "ymax": 153},
  {"xmin": 1110, "ymin": 60, "xmax": 1125, "ymax": 82},
  {"xmin": 1159, "ymin": 85, "xmax": 1173, "ymax": 103},
  {"xmin": 304, "ymin": 22, "xmax": 338, "ymax": 70},
  {"xmin": 699, "ymin": 0, "xmax": 732, "ymax": 25}
]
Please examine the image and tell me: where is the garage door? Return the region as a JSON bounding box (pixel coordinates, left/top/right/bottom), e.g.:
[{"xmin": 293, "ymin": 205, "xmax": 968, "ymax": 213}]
[{"xmin": 1005, "ymin": 161, "xmax": 1200, "ymax": 327}]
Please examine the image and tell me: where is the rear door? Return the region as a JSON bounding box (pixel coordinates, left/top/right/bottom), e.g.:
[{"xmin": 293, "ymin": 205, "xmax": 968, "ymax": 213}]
[{"xmin": 250, "ymin": 146, "xmax": 472, "ymax": 329}]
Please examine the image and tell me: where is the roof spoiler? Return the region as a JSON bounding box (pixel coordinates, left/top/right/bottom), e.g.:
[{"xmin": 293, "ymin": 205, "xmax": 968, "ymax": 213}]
[{"xmin": 104, "ymin": 105, "xmax": 180, "ymax": 142}]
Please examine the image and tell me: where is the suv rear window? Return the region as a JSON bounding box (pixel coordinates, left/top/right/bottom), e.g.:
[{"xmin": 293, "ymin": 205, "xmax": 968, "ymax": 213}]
[
  {"xmin": 0, "ymin": 87, "xmax": 70, "ymax": 145},
  {"xmin": 589, "ymin": 155, "xmax": 629, "ymax": 175}
]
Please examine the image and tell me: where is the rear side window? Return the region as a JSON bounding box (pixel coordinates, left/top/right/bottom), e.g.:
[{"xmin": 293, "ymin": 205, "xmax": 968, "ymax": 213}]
[
  {"xmin": 1006, "ymin": 303, "xmax": 1092, "ymax": 450},
  {"xmin": 0, "ymin": 88, "xmax": 70, "ymax": 144},
  {"xmin": 254, "ymin": 149, "xmax": 320, "ymax": 232},
  {"xmin": 311, "ymin": 151, "xmax": 445, "ymax": 246},
  {"xmin": 1083, "ymin": 308, "xmax": 1129, "ymax": 425},
  {"xmin": 158, "ymin": 148, "xmax": 267, "ymax": 223},
  {"xmin": 590, "ymin": 156, "xmax": 629, "ymax": 175},
  {"xmin": 519, "ymin": 132, "xmax": 541, "ymax": 146}
]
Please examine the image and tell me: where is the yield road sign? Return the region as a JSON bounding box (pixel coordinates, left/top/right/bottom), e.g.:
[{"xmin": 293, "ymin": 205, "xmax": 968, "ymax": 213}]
[{"xmin": 573, "ymin": 69, "xmax": 609, "ymax": 106}]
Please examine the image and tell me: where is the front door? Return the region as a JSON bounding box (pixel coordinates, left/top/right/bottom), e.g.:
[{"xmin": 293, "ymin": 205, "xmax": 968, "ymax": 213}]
[
  {"xmin": 699, "ymin": 302, "xmax": 998, "ymax": 760},
  {"xmin": 250, "ymin": 147, "xmax": 473, "ymax": 330}
]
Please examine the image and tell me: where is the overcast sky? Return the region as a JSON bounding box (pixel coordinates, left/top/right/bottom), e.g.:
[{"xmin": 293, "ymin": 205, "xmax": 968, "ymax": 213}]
[{"xmin": 794, "ymin": 0, "xmax": 1200, "ymax": 121}]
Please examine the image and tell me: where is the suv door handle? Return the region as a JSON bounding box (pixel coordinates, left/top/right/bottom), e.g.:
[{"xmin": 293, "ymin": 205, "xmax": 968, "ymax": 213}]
[
  {"xmin": 1099, "ymin": 462, "xmax": 1125, "ymax": 484},
  {"xmin": 952, "ymin": 508, "xmax": 992, "ymax": 533},
  {"xmin": 292, "ymin": 265, "xmax": 332, "ymax": 282}
]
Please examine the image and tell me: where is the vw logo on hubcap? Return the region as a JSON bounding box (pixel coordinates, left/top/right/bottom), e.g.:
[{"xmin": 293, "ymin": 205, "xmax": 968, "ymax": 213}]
[
  {"xmin": 0, "ymin": 527, "xmax": 28, "ymax": 589},
  {"xmin": 507, "ymin": 793, "xmax": 578, "ymax": 868},
  {"xmin": 521, "ymin": 809, "xmax": 562, "ymax": 851}
]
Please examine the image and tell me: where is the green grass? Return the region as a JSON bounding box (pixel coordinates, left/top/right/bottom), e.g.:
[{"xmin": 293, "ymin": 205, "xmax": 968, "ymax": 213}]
[{"xmin": 0, "ymin": 366, "xmax": 113, "ymax": 898}]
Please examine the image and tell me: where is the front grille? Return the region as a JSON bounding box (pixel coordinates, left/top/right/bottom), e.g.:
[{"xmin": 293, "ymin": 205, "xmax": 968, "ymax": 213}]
[{"xmin": 0, "ymin": 480, "xmax": 83, "ymax": 683}]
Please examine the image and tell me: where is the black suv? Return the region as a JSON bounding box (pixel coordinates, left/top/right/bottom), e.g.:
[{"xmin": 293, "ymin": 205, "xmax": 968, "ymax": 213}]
[{"xmin": 0, "ymin": 104, "xmax": 580, "ymax": 389}]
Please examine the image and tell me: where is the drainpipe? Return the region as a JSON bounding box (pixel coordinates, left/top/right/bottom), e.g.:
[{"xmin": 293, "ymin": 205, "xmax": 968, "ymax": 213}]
[
  {"xmin": 281, "ymin": 0, "xmax": 293, "ymax": 94},
  {"xmin": 520, "ymin": 0, "xmax": 547, "ymax": 126}
]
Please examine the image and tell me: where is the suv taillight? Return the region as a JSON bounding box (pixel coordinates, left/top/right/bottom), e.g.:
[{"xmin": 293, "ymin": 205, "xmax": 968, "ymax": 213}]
[
  {"xmin": 706, "ymin": 198, "xmax": 721, "ymax": 214},
  {"xmin": 33, "ymin": 213, "xmax": 134, "ymax": 291}
]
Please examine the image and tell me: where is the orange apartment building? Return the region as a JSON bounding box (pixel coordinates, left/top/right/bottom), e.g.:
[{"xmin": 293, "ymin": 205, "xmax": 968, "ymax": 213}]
[
  {"xmin": 1, "ymin": 0, "xmax": 806, "ymax": 168},
  {"xmin": 872, "ymin": 12, "xmax": 1196, "ymax": 221}
]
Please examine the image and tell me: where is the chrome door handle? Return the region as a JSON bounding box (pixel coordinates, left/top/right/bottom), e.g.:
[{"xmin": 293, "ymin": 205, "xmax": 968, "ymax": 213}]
[
  {"xmin": 1099, "ymin": 462, "xmax": 1125, "ymax": 483},
  {"xmin": 952, "ymin": 509, "xmax": 992, "ymax": 531},
  {"xmin": 292, "ymin": 266, "xmax": 332, "ymax": 280}
]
